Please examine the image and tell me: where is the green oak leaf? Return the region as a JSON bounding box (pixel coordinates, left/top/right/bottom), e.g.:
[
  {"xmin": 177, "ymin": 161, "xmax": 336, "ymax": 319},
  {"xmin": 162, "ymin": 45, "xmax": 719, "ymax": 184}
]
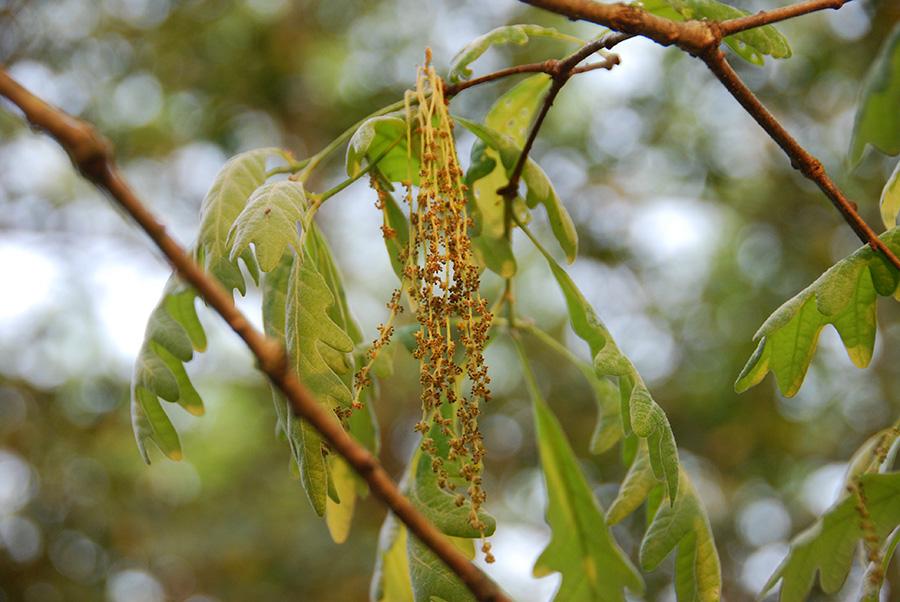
[
  {"xmin": 131, "ymin": 276, "xmax": 206, "ymax": 463},
  {"xmin": 644, "ymin": 0, "xmax": 791, "ymax": 66},
  {"xmin": 516, "ymin": 341, "xmax": 644, "ymax": 601},
  {"xmin": 197, "ymin": 147, "xmax": 281, "ymax": 294},
  {"xmin": 736, "ymin": 227, "xmax": 900, "ymax": 397},
  {"xmin": 286, "ymin": 258, "xmax": 355, "ymax": 409},
  {"xmin": 763, "ymin": 472, "xmax": 900, "ymax": 602},
  {"xmin": 457, "ymin": 115, "xmax": 579, "ymax": 265},
  {"xmin": 851, "ymin": 24, "xmax": 900, "ymax": 165},
  {"xmin": 227, "ymin": 180, "xmax": 305, "ymax": 272},
  {"xmin": 607, "ymin": 444, "xmax": 722, "ymax": 602},
  {"xmin": 448, "ymin": 24, "xmax": 584, "ymax": 83},
  {"xmin": 521, "ymin": 223, "xmax": 681, "ymax": 501},
  {"xmin": 261, "ymin": 223, "xmax": 367, "ymax": 529},
  {"xmin": 283, "ymin": 254, "xmax": 355, "ymax": 515},
  {"xmin": 880, "ymin": 159, "xmax": 900, "ymax": 230},
  {"xmin": 347, "ymin": 116, "xmax": 419, "ymax": 185}
]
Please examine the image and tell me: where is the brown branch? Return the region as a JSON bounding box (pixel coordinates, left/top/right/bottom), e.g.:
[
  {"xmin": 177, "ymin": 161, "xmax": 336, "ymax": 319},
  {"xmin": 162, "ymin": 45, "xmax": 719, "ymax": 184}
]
[
  {"xmin": 521, "ymin": 0, "xmax": 900, "ymax": 271},
  {"xmin": 444, "ymin": 38, "xmax": 625, "ymax": 98},
  {"xmin": 718, "ymin": 0, "xmax": 851, "ymax": 37},
  {"xmin": 699, "ymin": 48, "xmax": 900, "ymax": 269},
  {"xmin": 0, "ymin": 69, "xmax": 510, "ymax": 602}
]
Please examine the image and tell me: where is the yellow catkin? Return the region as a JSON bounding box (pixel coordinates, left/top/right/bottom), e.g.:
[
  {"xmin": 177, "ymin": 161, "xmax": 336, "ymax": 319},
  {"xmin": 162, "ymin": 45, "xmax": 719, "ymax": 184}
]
[{"xmin": 401, "ymin": 54, "xmax": 494, "ymax": 559}]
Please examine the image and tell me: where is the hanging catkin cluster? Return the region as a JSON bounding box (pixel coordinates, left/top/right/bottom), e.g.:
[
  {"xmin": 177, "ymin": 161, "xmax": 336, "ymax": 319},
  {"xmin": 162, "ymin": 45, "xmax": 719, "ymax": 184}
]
[
  {"xmin": 355, "ymin": 53, "xmax": 494, "ymax": 562},
  {"xmin": 406, "ymin": 55, "xmax": 493, "ymax": 555}
]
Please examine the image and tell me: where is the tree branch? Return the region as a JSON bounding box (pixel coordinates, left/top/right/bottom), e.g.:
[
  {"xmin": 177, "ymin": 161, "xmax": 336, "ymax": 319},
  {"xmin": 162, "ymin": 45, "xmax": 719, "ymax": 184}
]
[
  {"xmin": 0, "ymin": 69, "xmax": 510, "ymax": 602},
  {"xmin": 444, "ymin": 41, "xmax": 623, "ymax": 97},
  {"xmin": 520, "ymin": 0, "xmax": 900, "ymax": 271},
  {"xmin": 498, "ymin": 33, "xmax": 627, "ymax": 224},
  {"xmin": 718, "ymin": 0, "xmax": 850, "ymax": 37},
  {"xmin": 699, "ymin": 48, "xmax": 900, "ymax": 269}
]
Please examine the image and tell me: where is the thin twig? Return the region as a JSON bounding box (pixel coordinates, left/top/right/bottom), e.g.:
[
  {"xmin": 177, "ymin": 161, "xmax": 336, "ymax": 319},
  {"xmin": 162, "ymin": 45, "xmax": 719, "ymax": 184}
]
[
  {"xmin": 520, "ymin": 0, "xmax": 900, "ymax": 271},
  {"xmin": 497, "ymin": 33, "xmax": 627, "ymax": 219},
  {"xmin": 718, "ymin": 0, "xmax": 850, "ymax": 37},
  {"xmin": 0, "ymin": 69, "xmax": 510, "ymax": 602},
  {"xmin": 445, "ymin": 33, "xmax": 629, "ymax": 97}
]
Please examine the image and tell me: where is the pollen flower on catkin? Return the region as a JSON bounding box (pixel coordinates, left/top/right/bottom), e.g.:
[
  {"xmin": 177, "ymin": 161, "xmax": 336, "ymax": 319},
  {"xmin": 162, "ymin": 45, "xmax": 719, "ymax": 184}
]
[{"xmin": 401, "ymin": 54, "xmax": 493, "ymax": 557}]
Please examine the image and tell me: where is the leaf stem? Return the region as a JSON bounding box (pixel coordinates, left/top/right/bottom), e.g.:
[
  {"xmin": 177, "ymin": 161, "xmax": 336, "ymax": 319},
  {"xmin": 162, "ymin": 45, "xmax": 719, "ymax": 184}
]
[
  {"xmin": 298, "ymin": 99, "xmax": 406, "ymax": 182},
  {"xmin": 267, "ymin": 157, "xmax": 311, "ymax": 178}
]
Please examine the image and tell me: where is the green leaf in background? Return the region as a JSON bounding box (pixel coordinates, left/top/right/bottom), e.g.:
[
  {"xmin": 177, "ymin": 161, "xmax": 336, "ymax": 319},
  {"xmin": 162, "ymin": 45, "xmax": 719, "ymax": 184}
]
[
  {"xmin": 227, "ymin": 180, "xmax": 305, "ymax": 272},
  {"xmin": 131, "ymin": 276, "xmax": 207, "ymax": 463},
  {"xmin": 457, "ymin": 114, "xmax": 579, "ymax": 266},
  {"xmin": 606, "ymin": 444, "xmax": 722, "ymax": 602},
  {"xmin": 283, "ymin": 254, "xmax": 355, "ymax": 515},
  {"xmin": 197, "ymin": 147, "xmax": 281, "ymax": 293},
  {"xmin": 763, "ymin": 472, "xmax": 900, "ymax": 602},
  {"xmin": 851, "ymin": 25, "xmax": 900, "ymax": 165},
  {"xmin": 347, "ymin": 116, "xmax": 419, "ymax": 185},
  {"xmin": 735, "ymin": 227, "xmax": 900, "ymax": 397},
  {"xmin": 448, "ymin": 24, "xmax": 584, "ymax": 83},
  {"xmin": 643, "ymin": 0, "xmax": 791, "ymax": 66},
  {"xmin": 880, "ymin": 159, "xmax": 900, "ymax": 230},
  {"xmin": 516, "ymin": 341, "xmax": 644, "ymax": 601},
  {"xmin": 519, "ymin": 222, "xmax": 680, "ymax": 501}
]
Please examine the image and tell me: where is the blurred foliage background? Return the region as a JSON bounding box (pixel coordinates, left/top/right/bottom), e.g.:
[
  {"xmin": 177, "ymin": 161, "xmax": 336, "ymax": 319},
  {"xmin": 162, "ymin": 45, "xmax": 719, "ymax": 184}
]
[{"xmin": 2, "ymin": 0, "xmax": 900, "ymax": 600}]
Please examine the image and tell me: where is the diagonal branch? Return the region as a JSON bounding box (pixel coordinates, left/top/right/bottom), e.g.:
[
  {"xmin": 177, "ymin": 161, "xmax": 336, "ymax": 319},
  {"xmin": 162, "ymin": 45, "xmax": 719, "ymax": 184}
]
[
  {"xmin": 718, "ymin": 0, "xmax": 850, "ymax": 37},
  {"xmin": 0, "ymin": 69, "xmax": 510, "ymax": 602},
  {"xmin": 520, "ymin": 0, "xmax": 900, "ymax": 271},
  {"xmin": 699, "ymin": 48, "xmax": 900, "ymax": 269},
  {"xmin": 498, "ymin": 33, "xmax": 629, "ymax": 221}
]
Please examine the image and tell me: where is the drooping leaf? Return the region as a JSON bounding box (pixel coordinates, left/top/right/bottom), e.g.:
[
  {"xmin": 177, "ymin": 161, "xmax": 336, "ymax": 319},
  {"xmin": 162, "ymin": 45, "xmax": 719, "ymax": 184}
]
[
  {"xmin": 639, "ymin": 468, "xmax": 722, "ymax": 602},
  {"xmin": 131, "ymin": 276, "xmax": 207, "ymax": 463},
  {"xmin": 227, "ymin": 180, "xmax": 305, "ymax": 272},
  {"xmin": 851, "ymin": 25, "xmax": 900, "ymax": 165},
  {"xmin": 880, "ymin": 159, "xmax": 900, "ymax": 230},
  {"xmin": 520, "ymin": 223, "xmax": 681, "ymax": 501},
  {"xmin": 645, "ymin": 0, "xmax": 791, "ymax": 66},
  {"xmin": 606, "ymin": 444, "xmax": 722, "ymax": 602},
  {"xmin": 197, "ymin": 147, "xmax": 281, "ymax": 293},
  {"xmin": 263, "ymin": 252, "xmax": 367, "ymax": 535},
  {"xmin": 448, "ymin": 24, "xmax": 584, "ymax": 83},
  {"xmin": 347, "ymin": 116, "xmax": 419, "ymax": 185},
  {"xmin": 457, "ymin": 115, "xmax": 578, "ymax": 265},
  {"xmin": 282, "ymin": 251, "xmax": 356, "ymax": 516},
  {"xmin": 403, "ymin": 387, "xmax": 496, "ymax": 601},
  {"xmin": 286, "ymin": 259, "xmax": 356, "ymax": 409},
  {"xmin": 515, "ymin": 342, "xmax": 644, "ymax": 601},
  {"xmin": 763, "ymin": 472, "xmax": 900, "ymax": 602},
  {"xmin": 735, "ymin": 227, "xmax": 900, "ymax": 397}
]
